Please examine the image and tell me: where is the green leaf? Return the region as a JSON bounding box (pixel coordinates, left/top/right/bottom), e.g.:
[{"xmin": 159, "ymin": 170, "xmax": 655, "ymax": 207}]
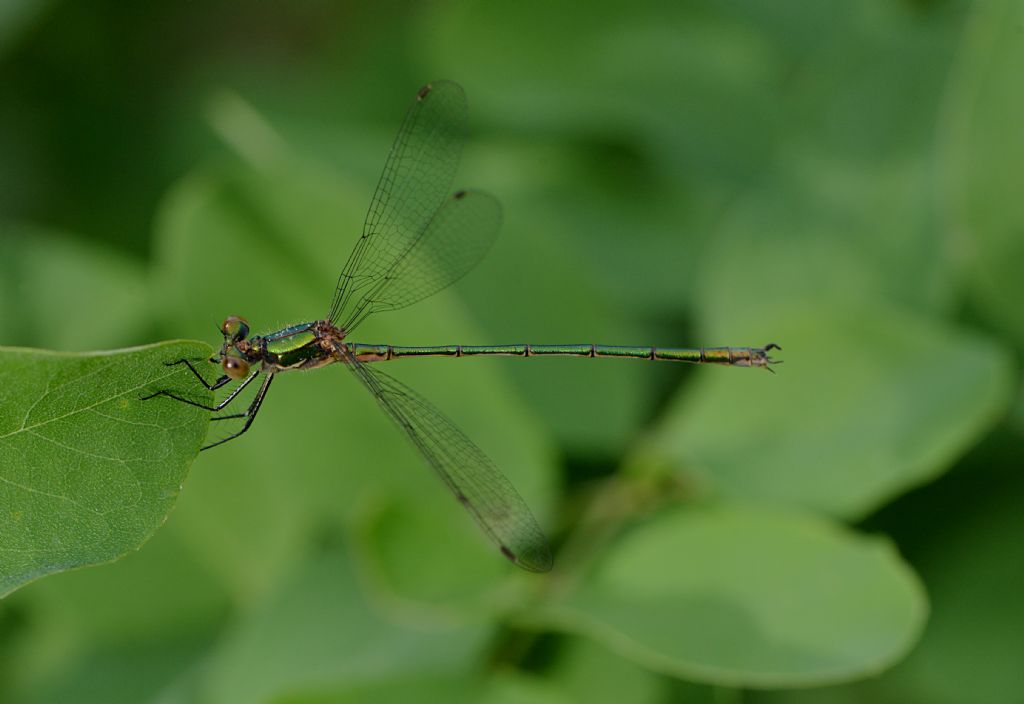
[
  {"xmin": 0, "ymin": 341, "xmax": 211, "ymax": 597},
  {"xmin": 632, "ymin": 305, "xmax": 1013, "ymax": 518},
  {"xmin": 537, "ymin": 503, "xmax": 926, "ymax": 688}
]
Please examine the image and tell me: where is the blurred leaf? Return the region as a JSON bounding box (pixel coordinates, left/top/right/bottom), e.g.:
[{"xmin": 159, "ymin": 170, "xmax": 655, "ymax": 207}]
[
  {"xmin": 196, "ymin": 547, "xmax": 491, "ymax": 704},
  {"xmin": 262, "ymin": 670, "xmax": 619, "ymax": 704},
  {"xmin": 633, "ymin": 305, "xmax": 1012, "ymax": 518},
  {"xmin": 548, "ymin": 636, "xmax": 668, "ymax": 704},
  {"xmin": 0, "ymin": 341, "xmax": 211, "ymax": 597},
  {"xmin": 693, "ymin": 177, "xmax": 957, "ymax": 337},
  {"xmin": 863, "ymin": 460, "xmax": 1024, "ymax": 703},
  {"xmin": 267, "ymin": 671, "xmax": 578, "ymax": 704},
  {"xmin": 7, "ymin": 528, "xmax": 227, "ymax": 646},
  {"xmin": 650, "ymin": 166, "xmax": 1016, "ymax": 518},
  {"xmin": 268, "ymin": 676, "xmax": 484, "ymax": 704},
  {"xmin": 538, "ymin": 503, "xmax": 926, "ymax": 688},
  {"xmin": 422, "ymin": 1, "xmax": 784, "ymax": 328},
  {"xmin": 0, "ymin": 223, "xmax": 152, "ymax": 350},
  {"xmin": 780, "ymin": 2, "xmax": 960, "ymax": 165},
  {"xmin": 480, "ymin": 671, "xmax": 574, "ymax": 704},
  {"xmin": 353, "ymin": 492, "xmax": 538, "ymax": 611},
  {"xmin": 0, "ymin": 524, "xmax": 227, "ymax": 703},
  {"xmin": 0, "ymin": 0, "xmax": 47, "ymax": 55},
  {"xmin": 1012, "ymin": 381, "xmax": 1024, "ymax": 435},
  {"xmin": 750, "ymin": 434, "xmax": 1024, "ymax": 704},
  {"xmin": 8, "ymin": 633, "xmax": 213, "ymax": 704},
  {"xmin": 151, "ymin": 146, "xmax": 558, "ymax": 601},
  {"xmin": 426, "ymin": 2, "xmax": 965, "ymax": 318},
  {"xmin": 423, "ymin": 1, "xmax": 782, "ymax": 185},
  {"xmin": 944, "ymin": 0, "xmax": 1024, "ymax": 347},
  {"xmin": 777, "ymin": 156, "xmax": 954, "ymax": 313}
]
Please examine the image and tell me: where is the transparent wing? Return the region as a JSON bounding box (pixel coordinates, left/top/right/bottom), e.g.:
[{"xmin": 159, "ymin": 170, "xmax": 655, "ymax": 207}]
[
  {"xmin": 337, "ymin": 189, "xmax": 501, "ymax": 332},
  {"xmin": 328, "ymin": 80, "xmax": 471, "ymax": 330},
  {"xmin": 344, "ymin": 357, "xmax": 553, "ymax": 573}
]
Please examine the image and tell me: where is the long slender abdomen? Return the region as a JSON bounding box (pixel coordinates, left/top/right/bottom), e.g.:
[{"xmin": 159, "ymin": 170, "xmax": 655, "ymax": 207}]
[{"xmin": 349, "ymin": 343, "xmax": 781, "ymax": 369}]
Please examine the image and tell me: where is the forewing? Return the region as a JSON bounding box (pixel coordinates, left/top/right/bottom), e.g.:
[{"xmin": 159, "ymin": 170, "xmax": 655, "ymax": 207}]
[
  {"xmin": 345, "ymin": 359, "xmax": 553, "ymax": 573},
  {"xmin": 328, "ymin": 81, "xmax": 468, "ymax": 328},
  {"xmin": 338, "ymin": 190, "xmax": 501, "ymax": 331}
]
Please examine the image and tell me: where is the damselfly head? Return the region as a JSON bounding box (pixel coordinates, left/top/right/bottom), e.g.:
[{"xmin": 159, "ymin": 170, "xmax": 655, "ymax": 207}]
[{"xmin": 217, "ymin": 316, "xmax": 252, "ymax": 376}]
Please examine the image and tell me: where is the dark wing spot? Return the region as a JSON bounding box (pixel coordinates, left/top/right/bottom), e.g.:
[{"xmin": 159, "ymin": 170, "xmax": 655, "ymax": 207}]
[
  {"xmin": 500, "ymin": 545, "xmax": 516, "ymax": 563},
  {"xmin": 453, "ymin": 189, "xmax": 467, "ymax": 200},
  {"xmin": 417, "ymin": 83, "xmax": 432, "ymax": 100},
  {"xmin": 456, "ymin": 492, "xmax": 470, "ymax": 506}
]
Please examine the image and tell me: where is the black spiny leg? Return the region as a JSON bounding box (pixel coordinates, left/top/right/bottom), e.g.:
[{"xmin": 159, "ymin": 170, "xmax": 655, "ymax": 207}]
[
  {"xmin": 202, "ymin": 373, "xmax": 275, "ymax": 451},
  {"xmin": 166, "ymin": 358, "xmax": 232, "ymax": 391},
  {"xmin": 139, "ymin": 358, "xmax": 233, "ymax": 407},
  {"xmin": 142, "ymin": 368, "xmax": 260, "ymax": 412}
]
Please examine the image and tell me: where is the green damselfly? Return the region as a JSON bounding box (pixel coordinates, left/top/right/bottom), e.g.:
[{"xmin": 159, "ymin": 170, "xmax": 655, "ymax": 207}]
[{"xmin": 146, "ymin": 81, "xmax": 780, "ymax": 573}]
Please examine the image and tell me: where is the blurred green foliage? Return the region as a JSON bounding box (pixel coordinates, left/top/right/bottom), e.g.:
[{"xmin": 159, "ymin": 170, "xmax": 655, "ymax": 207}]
[{"xmin": 1, "ymin": 0, "xmax": 1021, "ymax": 702}]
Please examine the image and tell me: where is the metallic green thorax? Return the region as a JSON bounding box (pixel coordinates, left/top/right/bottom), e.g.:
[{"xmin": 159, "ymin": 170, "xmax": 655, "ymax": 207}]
[
  {"xmin": 237, "ymin": 320, "xmax": 778, "ymax": 372},
  {"xmin": 246, "ymin": 322, "xmax": 325, "ymax": 370},
  {"xmin": 264, "ymin": 324, "xmax": 316, "ymax": 352}
]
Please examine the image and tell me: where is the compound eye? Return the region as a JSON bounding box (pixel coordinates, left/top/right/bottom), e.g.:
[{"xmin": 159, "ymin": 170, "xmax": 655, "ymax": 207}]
[
  {"xmin": 220, "ymin": 316, "xmax": 250, "ymax": 342},
  {"xmin": 222, "ymin": 356, "xmax": 250, "ymax": 380}
]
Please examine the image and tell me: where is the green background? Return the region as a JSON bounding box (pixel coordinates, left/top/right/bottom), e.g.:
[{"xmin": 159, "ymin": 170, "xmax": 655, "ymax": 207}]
[{"xmin": 1, "ymin": 0, "xmax": 1022, "ymax": 702}]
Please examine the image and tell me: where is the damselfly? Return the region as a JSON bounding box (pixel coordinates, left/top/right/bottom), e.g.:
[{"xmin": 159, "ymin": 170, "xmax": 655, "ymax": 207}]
[{"xmin": 146, "ymin": 81, "xmax": 780, "ymax": 572}]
